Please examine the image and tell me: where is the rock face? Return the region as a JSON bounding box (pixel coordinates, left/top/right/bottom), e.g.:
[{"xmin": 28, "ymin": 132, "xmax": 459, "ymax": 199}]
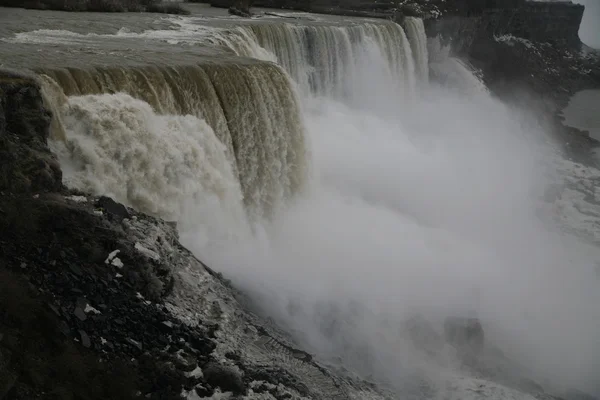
[
  {"xmin": 0, "ymin": 71, "xmax": 62, "ymax": 194},
  {"xmin": 428, "ymin": 0, "xmax": 584, "ymax": 46},
  {"xmin": 0, "ymin": 70, "xmax": 392, "ymax": 399}
]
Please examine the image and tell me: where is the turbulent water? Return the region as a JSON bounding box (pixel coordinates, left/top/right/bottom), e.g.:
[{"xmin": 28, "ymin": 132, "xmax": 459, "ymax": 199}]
[{"xmin": 4, "ymin": 5, "xmax": 600, "ymax": 398}]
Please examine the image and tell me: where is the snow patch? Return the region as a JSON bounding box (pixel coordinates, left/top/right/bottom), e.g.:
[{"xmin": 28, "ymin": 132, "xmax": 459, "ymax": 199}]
[
  {"xmin": 104, "ymin": 249, "xmax": 120, "ymax": 264},
  {"xmin": 495, "ymin": 34, "xmax": 535, "ymax": 49},
  {"xmin": 84, "ymin": 304, "xmax": 101, "ymax": 314},
  {"xmin": 185, "ymin": 366, "xmax": 203, "ymax": 379},
  {"xmin": 111, "ymin": 257, "xmax": 124, "ymax": 268},
  {"xmin": 65, "ymin": 195, "xmax": 88, "ymax": 203}
]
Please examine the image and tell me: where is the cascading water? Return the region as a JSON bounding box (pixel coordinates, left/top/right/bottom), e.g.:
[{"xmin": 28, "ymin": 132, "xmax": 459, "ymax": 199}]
[
  {"xmin": 403, "ymin": 17, "xmax": 429, "ymax": 84},
  {"xmin": 21, "ymin": 11, "xmax": 600, "ymax": 399},
  {"xmin": 40, "ymin": 60, "xmax": 307, "ymax": 221}
]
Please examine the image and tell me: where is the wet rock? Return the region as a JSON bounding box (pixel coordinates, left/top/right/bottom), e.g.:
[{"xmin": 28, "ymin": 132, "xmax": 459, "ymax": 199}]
[
  {"xmin": 127, "ymin": 338, "xmax": 143, "ymax": 351},
  {"xmin": 74, "ymin": 307, "xmax": 87, "ymax": 321},
  {"xmin": 95, "ymin": 196, "xmax": 130, "ymax": 222},
  {"xmin": 0, "ymin": 71, "xmax": 62, "ymax": 194},
  {"xmin": 444, "ymin": 317, "xmax": 485, "ymax": 355},
  {"xmin": 79, "ymin": 330, "xmax": 91, "ymax": 348},
  {"xmin": 203, "ymin": 362, "xmax": 245, "ymax": 395}
]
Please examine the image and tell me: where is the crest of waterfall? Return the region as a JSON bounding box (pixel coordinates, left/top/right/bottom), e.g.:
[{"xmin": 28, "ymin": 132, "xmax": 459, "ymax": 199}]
[
  {"xmin": 204, "ymin": 21, "xmax": 421, "ymax": 101},
  {"xmin": 249, "ymin": 22, "xmax": 418, "ymax": 100},
  {"xmin": 39, "ymin": 61, "xmax": 308, "ymax": 221}
]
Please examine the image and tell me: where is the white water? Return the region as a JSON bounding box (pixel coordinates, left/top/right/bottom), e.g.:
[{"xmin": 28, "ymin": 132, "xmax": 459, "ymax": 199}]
[{"xmin": 38, "ymin": 15, "xmax": 600, "ymax": 399}]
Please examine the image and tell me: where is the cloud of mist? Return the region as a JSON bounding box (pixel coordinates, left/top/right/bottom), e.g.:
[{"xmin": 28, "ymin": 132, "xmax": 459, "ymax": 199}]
[
  {"xmin": 576, "ymin": 0, "xmax": 600, "ymax": 49},
  {"xmin": 182, "ymin": 46, "xmax": 600, "ymax": 397}
]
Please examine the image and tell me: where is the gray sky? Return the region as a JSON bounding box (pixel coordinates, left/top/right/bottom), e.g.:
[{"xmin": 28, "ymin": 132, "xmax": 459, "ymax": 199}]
[{"xmin": 576, "ymin": 0, "xmax": 600, "ymax": 48}]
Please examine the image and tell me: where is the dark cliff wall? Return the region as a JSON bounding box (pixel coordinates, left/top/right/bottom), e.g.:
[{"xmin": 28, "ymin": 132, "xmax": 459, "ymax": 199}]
[
  {"xmin": 0, "ymin": 72, "xmax": 62, "ymax": 194},
  {"xmin": 211, "ymin": 0, "xmax": 405, "ymax": 18},
  {"xmin": 479, "ymin": 2, "xmax": 584, "ymax": 46},
  {"xmin": 426, "ymin": 1, "xmax": 585, "ymax": 51}
]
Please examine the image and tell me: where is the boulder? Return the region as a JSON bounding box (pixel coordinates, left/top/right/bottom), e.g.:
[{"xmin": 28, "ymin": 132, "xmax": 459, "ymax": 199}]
[{"xmin": 203, "ymin": 362, "xmax": 245, "ymax": 395}]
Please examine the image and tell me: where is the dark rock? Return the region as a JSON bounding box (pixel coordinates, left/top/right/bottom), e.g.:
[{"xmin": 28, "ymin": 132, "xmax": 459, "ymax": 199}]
[
  {"xmin": 79, "ymin": 330, "xmax": 91, "ymax": 348},
  {"xmin": 95, "ymin": 196, "xmax": 130, "ymax": 222},
  {"xmin": 0, "ymin": 71, "xmax": 62, "ymax": 194},
  {"xmin": 203, "ymin": 362, "xmax": 245, "ymax": 395},
  {"xmin": 74, "ymin": 307, "xmax": 87, "ymax": 321},
  {"xmin": 444, "ymin": 317, "xmax": 485, "ymax": 355},
  {"xmin": 0, "ymin": 370, "xmax": 17, "ymax": 399},
  {"xmin": 173, "ymin": 350, "xmax": 196, "ymax": 372},
  {"xmin": 127, "ymin": 338, "xmax": 143, "ymax": 351},
  {"xmin": 228, "ymin": 6, "xmax": 251, "ymax": 17},
  {"xmin": 159, "ymin": 321, "xmax": 174, "ymax": 332},
  {"xmin": 48, "ymin": 304, "xmax": 61, "ymax": 317},
  {"xmin": 58, "ymin": 321, "xmax": 71, "ymax": 337}
]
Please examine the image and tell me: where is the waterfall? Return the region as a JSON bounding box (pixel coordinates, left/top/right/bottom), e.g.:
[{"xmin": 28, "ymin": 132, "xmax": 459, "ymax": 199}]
[
  {"xmin": 35, "ymin": 16, "xmax": 429, "ymax": 222},
  {"xmin": 39, "ymin": 61, "xmax": 307, "ymax": 220},
  {"xmin": 194, "ymin": 20, "xmax": 419, "ymax": 100},
  {"xmin": 403, "ymin": 17, "xmax": 429, "ymax": 84}
]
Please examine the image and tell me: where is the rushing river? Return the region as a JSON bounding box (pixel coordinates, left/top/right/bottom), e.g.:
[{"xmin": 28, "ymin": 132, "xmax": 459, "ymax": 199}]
[{"xmin": 2, "ymin": 4, "xmax": 600, "ymax": 398}]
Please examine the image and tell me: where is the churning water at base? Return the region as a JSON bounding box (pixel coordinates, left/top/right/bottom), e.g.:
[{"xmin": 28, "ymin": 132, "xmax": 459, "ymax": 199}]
[{"xmin": 20, "ymin": 11, "xmax": 600, "ymax": 399}]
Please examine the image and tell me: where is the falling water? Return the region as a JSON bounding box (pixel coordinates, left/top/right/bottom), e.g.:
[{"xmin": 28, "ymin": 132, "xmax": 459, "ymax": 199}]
[{"xmin": 39, "ymin": 61, "xmax": 307, "ymax": 220}]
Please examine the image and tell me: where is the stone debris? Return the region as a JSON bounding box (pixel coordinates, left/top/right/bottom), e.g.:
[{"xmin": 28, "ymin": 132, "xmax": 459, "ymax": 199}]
[
  {"xmin": 74, "ymin": 307, "xmax": 87, "ymax": 321},
  {"xmin": 79, "ymin": 330, "xmax": 91, "ymax": 348}
]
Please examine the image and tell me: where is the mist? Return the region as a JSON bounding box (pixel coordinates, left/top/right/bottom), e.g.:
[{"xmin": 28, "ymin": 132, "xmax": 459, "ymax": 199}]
[
  {"xmin": 576, "ymin": 0, "xmax": 600, "ymax": 49},
  {"xmin": 179, "ymin": 45, "xmax": 600, "ymax": 397}
]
